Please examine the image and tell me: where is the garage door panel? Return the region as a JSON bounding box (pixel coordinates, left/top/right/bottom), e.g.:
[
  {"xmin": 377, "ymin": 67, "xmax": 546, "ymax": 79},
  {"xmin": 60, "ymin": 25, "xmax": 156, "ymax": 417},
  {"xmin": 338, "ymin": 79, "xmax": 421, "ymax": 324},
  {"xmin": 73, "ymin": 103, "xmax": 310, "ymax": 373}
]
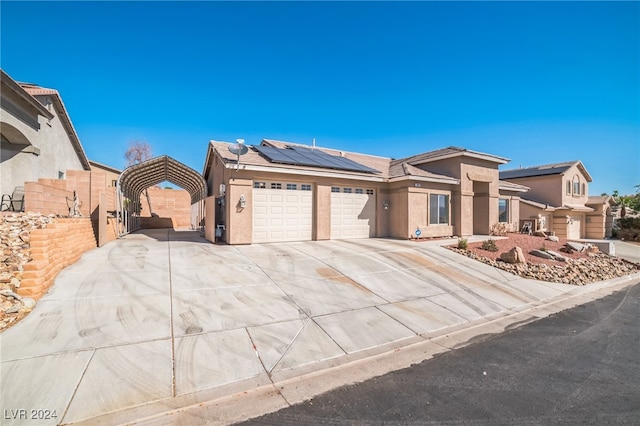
[
  {"xmin": 253, "ymin": 186, "xmax": 313, "ymax": 243},
  {"xmin": 331, "ymin": 191, "xmax": 376, "ymax": 239}
]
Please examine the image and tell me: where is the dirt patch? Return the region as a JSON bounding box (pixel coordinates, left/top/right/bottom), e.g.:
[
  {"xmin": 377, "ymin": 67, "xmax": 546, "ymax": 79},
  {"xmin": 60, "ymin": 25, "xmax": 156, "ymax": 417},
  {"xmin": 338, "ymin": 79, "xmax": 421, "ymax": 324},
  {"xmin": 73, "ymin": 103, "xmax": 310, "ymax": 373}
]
[{"xmin": 316, "ymin": 267, "xmax": 372, "ymax": 293}]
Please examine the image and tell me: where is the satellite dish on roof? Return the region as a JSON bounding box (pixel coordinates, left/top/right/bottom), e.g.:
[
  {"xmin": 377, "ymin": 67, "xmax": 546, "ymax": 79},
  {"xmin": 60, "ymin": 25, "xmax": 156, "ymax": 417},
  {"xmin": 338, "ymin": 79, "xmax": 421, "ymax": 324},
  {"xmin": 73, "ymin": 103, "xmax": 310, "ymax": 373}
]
[{"xmin": 228, "ymin": 139, "xmax": 248, "ymax": 171}]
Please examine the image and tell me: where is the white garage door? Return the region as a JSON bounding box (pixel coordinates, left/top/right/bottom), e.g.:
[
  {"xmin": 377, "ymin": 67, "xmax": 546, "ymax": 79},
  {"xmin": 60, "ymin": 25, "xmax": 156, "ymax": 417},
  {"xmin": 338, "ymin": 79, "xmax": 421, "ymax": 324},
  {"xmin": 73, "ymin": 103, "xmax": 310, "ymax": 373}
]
[
  {"xmin": 331, "ymin": 187, "xmax": 376, "ymax": 239},
  {"xmin": 253, "ymin": 182, "xmax": 313, "ymax": 243},
  {"xmin": 567, "ymin": 215, "xmax": 582, "ymax": 240}
]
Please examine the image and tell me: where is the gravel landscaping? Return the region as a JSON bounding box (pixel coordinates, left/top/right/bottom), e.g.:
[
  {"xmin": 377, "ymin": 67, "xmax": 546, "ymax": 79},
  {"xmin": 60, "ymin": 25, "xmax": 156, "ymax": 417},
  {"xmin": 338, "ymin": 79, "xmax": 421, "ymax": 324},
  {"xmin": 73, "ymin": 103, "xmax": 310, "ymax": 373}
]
[{"xmin": 448, "ymin": 233, "xmax": 640, "ymax": 285}]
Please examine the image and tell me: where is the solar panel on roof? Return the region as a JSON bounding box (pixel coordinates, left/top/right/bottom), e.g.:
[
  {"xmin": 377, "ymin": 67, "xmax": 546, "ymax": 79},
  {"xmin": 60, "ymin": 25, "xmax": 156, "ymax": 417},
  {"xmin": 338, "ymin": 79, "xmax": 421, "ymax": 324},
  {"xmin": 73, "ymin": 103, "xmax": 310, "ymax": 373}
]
[{"xmin": 254, "ymin": 145, "xmax": 378, "ymax": 173}]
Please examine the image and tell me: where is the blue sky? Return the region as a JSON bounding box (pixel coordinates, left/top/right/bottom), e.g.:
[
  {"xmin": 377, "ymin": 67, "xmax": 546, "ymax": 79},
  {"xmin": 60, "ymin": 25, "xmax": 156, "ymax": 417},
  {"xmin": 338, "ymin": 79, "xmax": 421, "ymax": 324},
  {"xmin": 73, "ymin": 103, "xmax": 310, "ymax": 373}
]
[{"xmin": 2, "ymin": 1, "xmax": 638, "ymax": 195}]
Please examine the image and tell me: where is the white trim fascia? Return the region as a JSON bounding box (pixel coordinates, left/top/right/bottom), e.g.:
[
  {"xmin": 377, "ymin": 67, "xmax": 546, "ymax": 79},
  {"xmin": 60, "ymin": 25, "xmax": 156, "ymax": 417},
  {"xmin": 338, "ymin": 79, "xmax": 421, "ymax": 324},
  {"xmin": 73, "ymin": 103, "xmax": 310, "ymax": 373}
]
[
  {"xmin": 225, "ymin": 163, "xmax": 386, "ymax": 182},
  {"xmin": 388, "ymin": 175, "xmax": 459, "ymax": 185},
  {"xmin": 498, "ymin": 183, "xmax": 529, "ymax": 192},
  {"xmin": 413, "ymin": 151, "xmax": 510, "ymax": 165}
]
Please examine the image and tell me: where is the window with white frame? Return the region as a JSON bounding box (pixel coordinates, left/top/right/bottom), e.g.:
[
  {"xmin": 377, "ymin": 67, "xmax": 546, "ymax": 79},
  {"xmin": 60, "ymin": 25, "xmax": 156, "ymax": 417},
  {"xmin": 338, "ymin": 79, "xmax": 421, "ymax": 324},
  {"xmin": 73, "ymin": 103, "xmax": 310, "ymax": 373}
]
[
  {"xmin": 355, "ymin": 188, "xmax": 364, "ymax": 194},
  {"xmin": 429, "ymin": 194, "xmax": 449, "ymax": 225},
  {"xmin": 343, "ymin": 188, "xmax": 352, "ymax": 193},
  {"xmin": 573, "ymin": 176, "xmax": 580, "ymax": 195},
  {"xmin": 366, "ymin": 189, "xmax": 374, "ymax": 195},
  {"xmin": 286, "ymin": 183, "xmax": 297, "ymax": 190},
  {"xmin": 498, "ymin": 198, "xmax": 509, "ymax": 223},
  {"xmin": 253, "ymin": 181, "xmax": 266, "ymax": 189},
  {"xmin": 301, "ymin": 184, "xmax": 311, "ymax": 191},
  {"xmin": 270, "ymin": 182, "xmax": 282, "ymax": 189},
  {"xmin": 566, "ymin": 181, "xmax": 571, "ymax": 195},
  {"xmin": 331, "ymin": 187, "xmax": 340, "ymax": 193}
]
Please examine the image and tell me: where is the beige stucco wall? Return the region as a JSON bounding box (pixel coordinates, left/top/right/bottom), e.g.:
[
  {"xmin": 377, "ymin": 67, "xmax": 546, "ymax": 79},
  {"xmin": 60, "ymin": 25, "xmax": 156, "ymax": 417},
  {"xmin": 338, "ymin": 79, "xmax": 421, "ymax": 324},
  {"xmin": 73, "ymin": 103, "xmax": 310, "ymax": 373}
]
[
  {"xmin": 315, "ymin": 184, "xmax": 331, "ymax": 240},
  {"xmin": 1, "ymin": 92, "xmax": 85, "ymax": 197},
  {"xmin": 224, "ymin": 178, "xmax": 253, "ymax": 244},
  {"xmin": 561, "ymin": 163, "xmax": 589, "ymax": 206},
  {"xmin": 205, "ymin": 149, "xmax": 510, "ymax": 243},
  {"xmin": 504, "ymin": 164, "xmax": 590, "ymax": 209},
  {"xmin": 418, "ymin": 157, "xmax": 501, "ymax": 236}
]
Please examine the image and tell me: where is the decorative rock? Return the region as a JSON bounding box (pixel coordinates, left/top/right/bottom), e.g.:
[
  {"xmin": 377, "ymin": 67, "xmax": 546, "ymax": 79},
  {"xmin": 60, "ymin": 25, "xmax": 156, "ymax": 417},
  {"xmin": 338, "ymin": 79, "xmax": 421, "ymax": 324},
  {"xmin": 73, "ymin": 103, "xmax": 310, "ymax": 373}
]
[
  {"xmin": 4, "ymin": 304, "xmax": 20, "ymax": 314},
  {"xmin": 566, "ymin": 242, "xmax": 587, "ymax": 252},
  {"xmin": 21, "ymin": 297, "xmax": 36, "ymax": 310},
  {"xmin": 546, "ymin": 250, "xmax": 567, "ymax": 262},
  {"xmin": 546, "ymin": 235, "xmax": 560, "ymax": 243},
  {"xmin": 500, "ymin": 247, "xmax": 527, "ymax": 264},
  {"xmin": 0, "ymin": 289, "xmax": 22, "ymax": 301},
  {"xmin": 1, "ymin": 213, "xmax": 56, "ymax": 332},
  {"xmin": 530, "ymin": 249, "xmax": 555, "ymax": 259},
  {"xmin": 533, "ymin": 230, "xmax": 547, "ymax": 237}
]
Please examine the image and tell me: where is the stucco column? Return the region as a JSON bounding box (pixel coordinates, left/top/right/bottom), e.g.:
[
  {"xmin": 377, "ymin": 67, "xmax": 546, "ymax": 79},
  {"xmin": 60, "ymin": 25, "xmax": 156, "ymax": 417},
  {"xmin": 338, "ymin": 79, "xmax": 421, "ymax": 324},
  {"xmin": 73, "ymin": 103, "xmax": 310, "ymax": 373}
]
[
  {"xmin": 453, "ymin": 190, "xmax": 474, "ymax": 236},
  {"xmin": 204, "ymin": 196, "xmax": 216, "ymax": 243},
  {"xmin": 226, "ymin": 178, "xmax": 253, "ymax": 244},
  {"xmin": 314, "ymin": 184, "xmax": 331, "ymax": 240}
]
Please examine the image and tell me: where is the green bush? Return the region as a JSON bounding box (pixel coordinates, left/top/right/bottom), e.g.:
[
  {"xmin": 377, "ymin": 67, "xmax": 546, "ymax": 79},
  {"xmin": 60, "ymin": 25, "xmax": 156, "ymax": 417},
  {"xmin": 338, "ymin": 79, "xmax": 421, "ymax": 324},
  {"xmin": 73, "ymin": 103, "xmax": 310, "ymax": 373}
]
[
  {"xmin": 481, "ymin": 239, "xmax": 498, "ymax": 252},
  {"xmin": 457, "ymin": 237, "xmax": 468, "ymax": 250}
]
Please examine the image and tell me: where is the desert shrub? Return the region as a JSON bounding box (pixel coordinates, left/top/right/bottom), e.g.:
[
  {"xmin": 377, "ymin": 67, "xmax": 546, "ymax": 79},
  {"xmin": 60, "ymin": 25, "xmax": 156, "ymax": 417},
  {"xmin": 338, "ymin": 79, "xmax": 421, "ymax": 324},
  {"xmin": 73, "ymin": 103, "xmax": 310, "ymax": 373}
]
[
  {"xmin": 457, "ymin": 237, "xmax": 468, "ymax": 250},
  {"xmin": 490, "ymin": 222, "xmax": 508, "ymax": 236},
  {"xmin": 481, "ymin": 239, "xmax": 498, "ymax": 252},
  {"xmin": 615, "ymin": 217, "xmax": 640, "ymax": 241}
]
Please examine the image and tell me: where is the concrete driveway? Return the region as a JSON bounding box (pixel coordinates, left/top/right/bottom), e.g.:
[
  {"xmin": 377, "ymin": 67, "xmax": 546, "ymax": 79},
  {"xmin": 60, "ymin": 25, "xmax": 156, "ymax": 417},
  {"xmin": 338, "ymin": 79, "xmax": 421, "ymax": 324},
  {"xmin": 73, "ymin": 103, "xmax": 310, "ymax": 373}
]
[
  {"xmin": 1, "ymin": 229, "xmax": 638, "ymax": 425},
  {"xmin": 613, "ymin": 240, "xmax": 640, "ymax": 264}
]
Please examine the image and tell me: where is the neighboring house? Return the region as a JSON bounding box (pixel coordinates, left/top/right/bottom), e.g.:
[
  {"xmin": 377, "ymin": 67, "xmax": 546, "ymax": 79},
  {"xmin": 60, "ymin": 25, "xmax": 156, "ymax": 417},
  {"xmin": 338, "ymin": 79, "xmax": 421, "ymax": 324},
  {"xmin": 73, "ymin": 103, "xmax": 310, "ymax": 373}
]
[
  {"xmin": 500, "ymin": 161, "xmax": 614, "ymax": 239},
  {"xmin": 203, "ymin": 139, "xmax": 528, "ymax": 244},
  {"xmin": 1, "ymin": 69, "xmax": 90, "ymax": 204},
  {"xmin": 89, "ymin": 160, "xmax": 121, "ymax": 188}
]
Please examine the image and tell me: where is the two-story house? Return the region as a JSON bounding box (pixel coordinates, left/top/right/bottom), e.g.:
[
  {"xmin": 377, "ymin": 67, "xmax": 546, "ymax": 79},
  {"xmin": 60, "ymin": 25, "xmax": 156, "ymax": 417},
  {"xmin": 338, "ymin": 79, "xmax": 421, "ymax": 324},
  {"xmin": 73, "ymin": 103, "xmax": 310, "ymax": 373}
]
[{"xmin": 500, "ymin": 161, "xmax": 614, "ymax": 239}]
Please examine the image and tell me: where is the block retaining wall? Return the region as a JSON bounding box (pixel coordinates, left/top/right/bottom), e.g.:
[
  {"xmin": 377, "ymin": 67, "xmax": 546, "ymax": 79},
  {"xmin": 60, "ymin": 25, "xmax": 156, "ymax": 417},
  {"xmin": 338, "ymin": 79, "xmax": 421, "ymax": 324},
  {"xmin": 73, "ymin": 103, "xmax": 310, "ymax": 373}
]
[{"xmin": 18, "ymin": 218, "xmax": 98, "ymax": 300}]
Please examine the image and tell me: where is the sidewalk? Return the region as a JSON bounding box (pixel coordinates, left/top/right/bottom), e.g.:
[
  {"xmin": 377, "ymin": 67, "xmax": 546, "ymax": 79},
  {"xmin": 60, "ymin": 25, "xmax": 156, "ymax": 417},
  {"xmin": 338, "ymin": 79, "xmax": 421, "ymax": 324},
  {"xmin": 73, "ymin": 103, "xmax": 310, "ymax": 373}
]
[{"xmin": 1, "ymin": 229, "xmax": 638, "ymax": 425}]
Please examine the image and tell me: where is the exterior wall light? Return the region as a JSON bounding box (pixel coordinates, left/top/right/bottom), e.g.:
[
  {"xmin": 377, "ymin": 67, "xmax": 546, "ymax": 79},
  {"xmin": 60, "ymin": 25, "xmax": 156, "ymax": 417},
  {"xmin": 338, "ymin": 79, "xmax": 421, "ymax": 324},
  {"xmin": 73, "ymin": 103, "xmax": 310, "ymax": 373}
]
[
  {"xmin": 239, "ymin": 194, "xmax": 246, "ymax": 208},
  {"xmin": 383, "ymin": 201, "xmax": 389, "ymax": 210}
]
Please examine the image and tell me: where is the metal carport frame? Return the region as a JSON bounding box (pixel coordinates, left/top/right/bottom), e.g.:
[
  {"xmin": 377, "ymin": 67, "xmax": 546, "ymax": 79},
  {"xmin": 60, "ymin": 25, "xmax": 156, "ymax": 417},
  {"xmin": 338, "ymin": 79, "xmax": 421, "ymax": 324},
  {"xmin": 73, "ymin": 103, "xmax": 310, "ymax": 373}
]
[{"xmin": 116, "ymin": 155, "xmax": 208, "ymax": 236}]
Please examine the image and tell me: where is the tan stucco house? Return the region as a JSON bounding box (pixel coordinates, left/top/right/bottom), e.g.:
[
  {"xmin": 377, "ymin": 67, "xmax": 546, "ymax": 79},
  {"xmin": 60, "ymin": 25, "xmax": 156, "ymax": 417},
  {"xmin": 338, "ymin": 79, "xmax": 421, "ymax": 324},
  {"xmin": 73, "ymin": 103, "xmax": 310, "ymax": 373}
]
[
  {"xmin": 500, "ymin": 161, "xmax": 614, "ymax": 239},
  {"xmin": 1, "ymin": 69, "xmax": 90, "ymax": 206},
  {"xmin": 203, "ymin": 139, "xmax": 528, "ymax": 244}
]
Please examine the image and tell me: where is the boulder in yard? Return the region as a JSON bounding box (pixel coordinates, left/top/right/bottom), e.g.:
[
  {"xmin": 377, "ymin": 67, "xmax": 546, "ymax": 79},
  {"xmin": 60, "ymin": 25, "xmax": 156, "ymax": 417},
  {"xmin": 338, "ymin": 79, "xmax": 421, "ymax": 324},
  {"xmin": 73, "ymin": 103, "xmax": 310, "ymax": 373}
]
[
  {"xmin": 500, "ymin": 247, "xmax": 527, "ymax": 264},
  {"xmin": 530, "ymin": 249, "xmax": 555, "ymax": 260}
]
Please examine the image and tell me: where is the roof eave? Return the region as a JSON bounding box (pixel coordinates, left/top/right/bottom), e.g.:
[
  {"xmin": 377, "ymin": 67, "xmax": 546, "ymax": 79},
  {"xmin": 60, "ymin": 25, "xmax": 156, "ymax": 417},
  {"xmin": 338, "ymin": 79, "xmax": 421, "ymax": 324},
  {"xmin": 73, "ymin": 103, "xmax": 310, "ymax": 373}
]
[
  {"xmin": 49, "ymin": 94, "xmax": 90, "ymax": 170},
  {"xmin": 1, "ymin": 70, "xmax": 54, "ymax": 119},
  {"xmin": 412, "ymin": 151, "xmax": 510, "ymax": 166},
  {"xmin": 388, "ymin": 175, "xmax": 459, "ymax": 185}
]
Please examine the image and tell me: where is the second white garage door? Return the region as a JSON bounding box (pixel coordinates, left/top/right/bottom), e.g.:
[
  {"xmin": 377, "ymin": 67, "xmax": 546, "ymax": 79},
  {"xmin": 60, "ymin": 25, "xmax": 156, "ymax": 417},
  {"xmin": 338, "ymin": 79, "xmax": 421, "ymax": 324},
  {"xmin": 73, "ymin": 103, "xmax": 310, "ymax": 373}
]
[
  {"xmin": 331, "ymin": 187, "xmax": 376, "ymax": 239},
  {"xmin": 253, "ymin": 182, "xmax": 313, "ymax": 243}
]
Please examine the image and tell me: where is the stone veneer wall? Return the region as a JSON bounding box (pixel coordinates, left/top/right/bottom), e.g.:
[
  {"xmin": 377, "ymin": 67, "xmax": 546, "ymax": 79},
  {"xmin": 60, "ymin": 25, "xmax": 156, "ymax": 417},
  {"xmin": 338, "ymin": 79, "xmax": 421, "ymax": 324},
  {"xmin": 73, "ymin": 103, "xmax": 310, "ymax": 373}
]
[{"xmin": 18, "ymin": 218, "xmax": 97, "ymax": 299}]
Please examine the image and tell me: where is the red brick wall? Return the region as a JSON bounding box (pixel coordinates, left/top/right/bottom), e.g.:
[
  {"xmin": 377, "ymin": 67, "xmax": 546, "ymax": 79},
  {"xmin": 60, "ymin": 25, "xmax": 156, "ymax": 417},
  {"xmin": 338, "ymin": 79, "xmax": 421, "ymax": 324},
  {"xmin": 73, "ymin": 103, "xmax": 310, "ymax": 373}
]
[
  {"xmin": 23, "ymin": 171, "xmax": 118, "ymax": 217},
  {"xmin": 18, "ymin": 218, "xmax": 97, "ymax": 300},
  {"xmin": 24, "ymin": 181, "xmax": 74, "ymax": 216}
]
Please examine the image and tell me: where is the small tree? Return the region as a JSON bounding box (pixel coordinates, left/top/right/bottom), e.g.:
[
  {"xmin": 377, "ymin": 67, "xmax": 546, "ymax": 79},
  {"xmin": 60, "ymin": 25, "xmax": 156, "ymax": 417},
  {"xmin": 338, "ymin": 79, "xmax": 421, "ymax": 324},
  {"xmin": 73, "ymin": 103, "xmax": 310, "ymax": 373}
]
[
  {"xmin": 124, "ymin": 140, "xmax": 154, "ymax": 215},
  {"xmin": 629, "ymin": 184, "xmax": 640, "ymax": 214}
]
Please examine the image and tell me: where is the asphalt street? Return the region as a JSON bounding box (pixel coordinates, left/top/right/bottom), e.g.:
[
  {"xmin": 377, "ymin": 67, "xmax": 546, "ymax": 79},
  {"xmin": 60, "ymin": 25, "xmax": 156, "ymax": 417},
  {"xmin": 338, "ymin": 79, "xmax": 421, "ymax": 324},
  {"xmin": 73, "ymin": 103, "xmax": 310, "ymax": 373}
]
[{"xmin": 240, "ymin": 282, "xmax": 640, "ymax": 426}]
